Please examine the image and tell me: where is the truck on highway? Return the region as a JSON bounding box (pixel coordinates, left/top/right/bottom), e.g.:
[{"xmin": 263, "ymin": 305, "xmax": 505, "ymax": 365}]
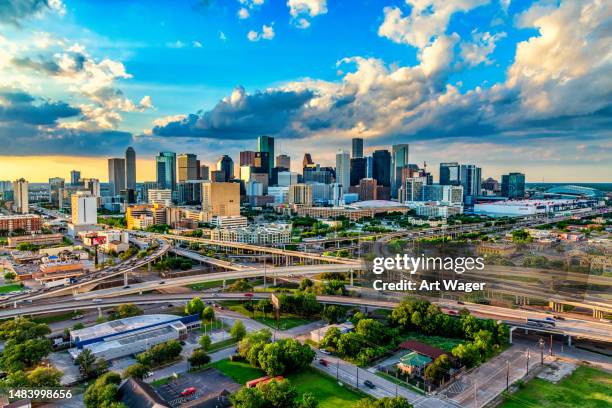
[{"xmin": 41, "ymin": 277, "xmax": 77, "ymax": 289}]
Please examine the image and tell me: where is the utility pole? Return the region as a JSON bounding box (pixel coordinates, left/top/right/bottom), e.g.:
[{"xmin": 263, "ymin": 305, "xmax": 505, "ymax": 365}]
[
  {"xmin": 526, "ymin": 349, "xmax": 530, "ymax": 374},
  {"xmin": 506, "ymin": 360, "xmax": 510, "ymax": 391},
  {"xmin": 356, "ymin": 366, "xmax": 359, "ymax": 388}
]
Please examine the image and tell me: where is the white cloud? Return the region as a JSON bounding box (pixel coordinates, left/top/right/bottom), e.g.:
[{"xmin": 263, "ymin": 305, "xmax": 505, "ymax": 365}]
[
  {"xmin": 192, "ymin": 41, "xmax": 203, "ymax": 48},
  {"xmin": 287, "ymin": 0, "xmax": 327, "ymax": 28},
  {"xmin": 460, "ymin": 30, "xmax": 506, "ymax": 67},
  {"xmin": 378, "ymin": 0, "xmax": 488, "ymax": 49},
  {"xmin": 238, "ymin": 8, "xmax": 249, "ymax": 19},
  {"xmin": 167, "ymin": 40, "xmax": 185, "ymax": 48},
  {"xmin": 48, "ymin": 0, "xmax": 66, "ymax": 17},
  {"xmin": 295, "ymin": 18, "xmax": 310, "ymax": 29},
  {"xmin": 247, "ymin": 24, "xmax": 275, "ymax": 41},
  {"xmin": 219, "ymin": 31, "xmax": 227, "ymax": 41},
  {"xmin": 420, "ymin": 34, "xmax": 458, "ymax": 77}
]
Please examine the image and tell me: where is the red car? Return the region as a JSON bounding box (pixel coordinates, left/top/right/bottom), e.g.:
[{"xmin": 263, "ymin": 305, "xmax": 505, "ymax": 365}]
[
  {"xmin": 319, "ymin": 359, "xmax": 328, "ymax": 367},
  {"xmin": 180, "ymin": 387, "xmax": 197, "ymax": 397}
]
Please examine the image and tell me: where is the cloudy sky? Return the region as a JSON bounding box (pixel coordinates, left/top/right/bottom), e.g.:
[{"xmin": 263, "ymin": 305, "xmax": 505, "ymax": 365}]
[{"xmin": 0, "ymin": 0, "xmax": 610, "ymax": 182}]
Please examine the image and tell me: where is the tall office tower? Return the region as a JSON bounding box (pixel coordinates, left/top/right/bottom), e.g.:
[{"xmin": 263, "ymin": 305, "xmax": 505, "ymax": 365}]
[
  {"xmin": 288, "ymin": 184, "xmax": 313, "ymax": 206},
  {"xmin": 350, "ymin": 157, "xmax": 367, "ymax": 186},
  {"xmin": 201, "ymin": 182, "xmax": 240, "ymax": 216},
  {"xmin": 178, "ymin": 153, "xmax": 198, "ymax": 182},
  {"xmin": 125, "ymin": 146, "xmax": 136, "ymax": 190},
  {"xmin": 257, "ymin": 135, "xmax": 275, "ymax": 178},
  {"xmin": 177, "ymin": 181, "xmax": 203, "ymax": 205},
  {"xmin": 278, "ymin": 171, "xmax": 299, "ymax": 187},
  {"xmin": 404, "ymin": 177, "xmax": 427, "ymax": 202},
  {"xmin": 48, "ymin": 177, "xmax": 65, "ymax": 209},
  {"xmin": 148, "ymin": 189, "xmax": 173, "ymax": 206},
  {"xmin": 366, "ymin": 156, "xmax": 373, "ymax": 178},
  {"xmin": 271, "ymin": 166, "xmax": 289, "ymax": 186},
  {"xmin": 352, "ymin": 138, "xmax": 364, "ymax": 158},
  {"xmin": 200, "ymin": 165, "xmax": 210, "ymax": 181},
  {"xmin": 70, "ymin": 170, "xmax": 81, "ymax": 186},
  {"xmin": 357, "ymin": 178, "xmax": 377, "ymax": 201},
  {"xmin": 82, "ymin": 178, "xmax": 101, "ymax": 197},
  {"xmin": 141, "ymin": 181, "xmax": 158, "ymax": 203},
  {"xmin": 372, "ymin": 149, "xmax": 391, "ymax": 187},
  {"xmin": 108, "ymin": 158, "xmax": 126, "ymax": 196},
  {"xmin": 303, "ymin": 165, "xmax": 335, "ymax": 184},
  {"xmin": 276, "ymin": 154, "xmax": 290, "ymax": 170},
  {"xmin": 422, "ymin": 184, "xmax": 464, "ymax": 205},
  {"xmin": 156, "ymin": 152, "xmax": 177, "ymax": 192},
  {"xmin": 210, "ymin": 170, "xmax": 225, "ymax": 183},
  {"xmin": 240, "ymin": 151, "xmax": 257, "ymax": 166},
  {"xmin": 501, "ymin": 172, "xmax": 525, "ymax": 199},
  {"xmin": 460, "ymin": 164, "xmax": 482, "ymax": 205},
  {"xmin": 302, "ymin": 153, "xmax": 314, "ymax": 170},
  {"xmin": 253, "ymin": 152, "xmax": 270, "ymax": 175},
  {"xmin": 216, "ymin": 155, "xmax": 234, "ymax": 182},
  {"xmin": 12, "ymin": 178, "xmax": 29, "ymax": 214},
  {"xmin": 439, "ymin": 162, "xmax": 461, "ymax": 185},
  {"xmin": 335, "ymin": 150, "xmax": 350, "ymax": 193},
  {"xmin": 71, "ymin": 191, "xmax": 97, "ymax": 225},
  {"xmin": 391, "ymin": 144, "xmax": 409, "ymax": 199}
]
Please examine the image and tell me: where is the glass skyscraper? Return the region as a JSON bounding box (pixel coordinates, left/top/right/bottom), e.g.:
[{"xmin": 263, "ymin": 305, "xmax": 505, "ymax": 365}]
[
  {"xmin": 156, "ymin": 152, "xmax": 177, "ymax": 192},
  {"xmin": 392, "ymin": 144, "xmax": 409, "ymax": 199},
  {"xmin": 257, "ymin": 135, "xmax": 275, "ymax": 178}
]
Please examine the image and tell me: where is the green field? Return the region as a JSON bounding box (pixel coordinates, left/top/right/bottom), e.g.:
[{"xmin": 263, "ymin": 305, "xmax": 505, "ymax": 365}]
[
  {"xmin": 402, "ymin": 332, "xmax": 465, "ymax": 352},
  {"xmin": 188, "ymin": 280, "xmax": 225, "ymax": 290},
  {"xmin": 0, "ymin": 284, "xmax": 23, "ymax": 294},
  {"xmin": 211, "ymin": 359, "xmax": 364, "ymax": 408},
  {"xmin": 221, "ymin": 300, "xmax": 314, "ymax": 330},
  {"xmin": 501, "ymin": 366, "xmax": 612, "ymax": 408},
  {"xmin": 208, "ymin": 338, "xmax": 238, "ymax": 352},
  {"xmin": 34, "ymin": 311, "xmax": 82, "ymax": 324}
]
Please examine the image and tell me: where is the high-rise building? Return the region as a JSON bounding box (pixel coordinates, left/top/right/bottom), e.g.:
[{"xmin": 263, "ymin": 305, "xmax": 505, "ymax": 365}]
[
  {"xmin": 148, "ymin": 189, "xmax": 172, "ymax": 206},
  {"xmin": 240, "ymin": 151, "xmax": 257, "ymax": 167},
  {"xmin": 278, "ymin": 171, "xmax": 299, "ymax": 187},
  {"xmin": 108, "ymin": 158, "xmax": 126, "ymax": 196},
  {"xmin": 210, "ymin": 170, "xmax": 226, "ymax": 183},
  {"xmin": 156, "ymin": 152, "xmax": 177, "ymax": 192},
  {"xmin": 48, "ymin": 177, "xmax": 65, "ymax": 209},
  {"xmin": 422, "ymin": 184, "xmax": 463, "ymax": 205},
  {"xmin": 12, "ymin": 178, "xmax": 28, "ymax": 214},
  {"xmin": 366, "ymin": 156, "xmax": 373, "ymax": 178},
  {"xmin": 178, "ymin": 153, "xmax": 198, "ymax": 182},
  {"xmin": 350, "ymin": 157, "xmax": 367, "ymax": 186},
  {"xmin": 352, "ymin": 138, "xmax": 364, "ymax": 158},
  {"xmin": 302, "ymin": 153, "xmax": 314, "ymax": 170},
  {"xmin": 288, "ymin": 184, "xmax": 313, "ymax": 206},
  {"xmin": 71, "ymin": 191, "xmax": 97, "ymax": 226},
  {"xmin": 460, "ymin": 164, "xmax": 482, "ymax": 205},
  {"xmin": 257, "ymin": 135, "xmax": 275, "ymax": 178},
  {"xmin": 202, "ymin": 182, "xmax": 240, "ymax": 216},
  {"xmin": 392, "ymin": 144, "xmax": 409, "ymax": 199},
  {"xmin": 276, "ymin": 154, "xmax": 290, "ymax": 169},
  {"xmin": 372, "ymin": 150, "xmax": 391, "ymax": 187},
  {"xmin": 335, "ymin": 150, "xmax": 350, "ymax": 193},
  {"xmin": 357, "ymin": 178, "xmax": 377, "ymax": 201},
  {"xmin": 200, "ymin": 165, "xmax": 210, "ymax": 181},
  {"xmin": 125, "ymin": 147, "xmax": 136, "ymax": 190},
  {"xmin": 303, "ymin": 165, "xmax": 334, "ymax": 184},
  {"xmin": 404, "ymin": 177, "xmax": 427, "ymax": 202},
  {"xmin": 82, "ymin": 178, "xmax": 101, "ymax": 198},
  {"xmin": 501, "ymin": 172, "xmax": 525, "ymax": 199},
  {"xmin": 216, "ymin": 155, "xmax": 234, "ymax": 182},
  {"xmin": 439, "ymin": 162, "xmax": 461, "ymax": 186},
  {"xmin": 70, "ymin": 170, "xmax": 81, "ymax": 186}
]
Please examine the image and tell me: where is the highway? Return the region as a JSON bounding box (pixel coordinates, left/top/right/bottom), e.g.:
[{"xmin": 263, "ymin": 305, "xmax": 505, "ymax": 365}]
[{"xmin": 2, "ymin": 292, "xmax": 610, "ymax": 343}]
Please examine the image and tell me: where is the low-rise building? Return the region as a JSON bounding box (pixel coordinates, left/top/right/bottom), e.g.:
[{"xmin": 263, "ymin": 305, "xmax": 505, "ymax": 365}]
[
  {"xmin": 477, "ymin": 242, "xmax": 517, "ymax": 257},
  {"xmin": 210, "ymin": 215, "xmax": 248, "ymax": 229},
  {"xmin": 0, "ymin": 214, "xmax": 42, "ymax": 235},
  {"xmin": 210, "ymin": 224, "xmax": 291, "ymax": 245},
  {"xmin": 7, "ymin": 233, "xmax": 64, "ymax": 247},
  {"xmin": 310, "ymin": 322, "xmax": 354, "ymax": 343}
]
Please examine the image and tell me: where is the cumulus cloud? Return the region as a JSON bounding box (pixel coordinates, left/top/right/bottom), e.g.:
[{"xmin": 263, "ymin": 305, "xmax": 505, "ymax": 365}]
[
  {"xmin": 237, "ymin": 0, "xmax": 264, "ymax": 19},
  {"xmin": 247, "ymin": 24, "xmax": 275, "ymax": 41},
  {"xmin": 0, "ymin": 87, "xmax": 79, "ymax": 125},
  {"xmin": 238, "ymin": 8, "xmax": 249, "ymax": 19},
  {"xmin": 287, "ymin": 0, "xmax": 327, "ymax": 28},
  {"xmin": 0, "ymin": 0, "xmax": 65, "ymax": 26},
  {"xmin": 460, "ymin": 30, "xmax": 507, "ymax": 67}
]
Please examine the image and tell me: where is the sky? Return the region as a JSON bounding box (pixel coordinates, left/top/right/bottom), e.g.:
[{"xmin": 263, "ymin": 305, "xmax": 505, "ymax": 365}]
[{"xmin": 0, "ymin": 0, "xmax": 610, "ymax": 183}]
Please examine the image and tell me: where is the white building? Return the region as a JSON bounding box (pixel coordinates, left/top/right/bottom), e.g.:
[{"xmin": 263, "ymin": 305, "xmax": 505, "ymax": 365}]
[
  {"xmin": 268, "ymin": 186, "xmax": 289, "ymax": 204},
  {"xmin": 71, "ymin": 191, "xmax": 97, "ymax": 226},
  {"xmin": 211, "ymin": 215, "xmax": 248, "ymax": 228},
  {"xmin": 413, "ymin": 203, "xmax": 463, "ymax": 218},
  {"xmin": 278, "ymin": 171, "xmax": 298, "ymax": 187},
  {"xmin": 210, "ymin": 224, "xmax": 291, "ymax": 245},
  {"xmin": 148, "ymin": 189, "xmax": 172, "ymax": 206},
  {"xmin": 12, "ymin": 178, "xmax": 29, "ymax": 214}
]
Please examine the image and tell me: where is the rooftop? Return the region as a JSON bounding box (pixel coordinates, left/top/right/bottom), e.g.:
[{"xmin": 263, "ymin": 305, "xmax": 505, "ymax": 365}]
[
  {"xmin": 399, "ymin": 340, "xmax": 448, "ymax": 360},
  {"xmin": 350, "ymin": 200, "xmax": 405, "ymax": 209},
  {"xmin": 71, "ymin": 314, "xmax": 181, "ymax": 342},
  {"xmin": 399, "ymin": 351, "xmax": 432, "ymax": 367}
]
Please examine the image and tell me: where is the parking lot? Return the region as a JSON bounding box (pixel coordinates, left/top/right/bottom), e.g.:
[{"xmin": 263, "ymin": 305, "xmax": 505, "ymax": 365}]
[{"xmin": 153, "ymin": 367, "xmax": 240, "ymax": 407}]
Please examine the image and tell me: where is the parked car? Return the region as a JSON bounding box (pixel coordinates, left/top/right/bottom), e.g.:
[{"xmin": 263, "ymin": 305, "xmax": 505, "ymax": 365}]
[
  {"xmin": 180, "ymin": 387, "xmax": 196, "ymax": 396},
  {"xmin": 319, "ymin": 349, "xmax": 331, "ymax": 355},
  {"xmin": 364, "ymin": 380, "xmax": 376, "ymax": 389}
]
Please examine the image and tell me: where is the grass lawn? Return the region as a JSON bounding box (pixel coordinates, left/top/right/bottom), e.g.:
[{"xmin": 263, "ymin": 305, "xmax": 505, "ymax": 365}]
[
  {"xmin": 150, "ymin": 376, "xmax": 175, "ymax": 387},
  {"xmin": 208, "ymin": 338, "xmax": 238, "ymax": 352},
  {"xmin": 375, "ymin": 371, "xmax": 425, "ymax": 395},
  {"xmin": 0, "ymin": 284, "xmax": 23, "ymax": 293},
  {"xmin": 211, "ymin": 359, "xmax": 364, "ymax": 408},
  {"xmin": 501, "ymin": 366, "xmax": 612, "ymax": 408},
  {"xmin": 221, "ymin": 300, "xmax": 314, "ymax": 330},
  {"xmin": 34, "ymin": 311, "xmax": 82, "ymax": 324},
  {"xmin": 188, "ymin": 280, "xmax": 224, "ymax": 290},
  {"xmin": 402, "ymin": 332, "xmax": 464, "ymax": 352}
]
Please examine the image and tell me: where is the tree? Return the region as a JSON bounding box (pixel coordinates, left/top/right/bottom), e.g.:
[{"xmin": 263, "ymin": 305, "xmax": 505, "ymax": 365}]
[
  {"xmin": 424, "ymin": 354, "xmax": 451, "ymax": 386},
  {"xmin": 185, "ymin": 297, "xmax": 205, "ymax": 316},
  {"xmin": 0, "ymin": 338, "xmax": 53, "ymax": 372},
  {"xmin": 354, "ymin": 397, "xmax": 412, "ymax": 408},
  {"xmin": 337, "ymin": 332, "xmax": 366, "ymax": 357},
  {"xmin": 255, "ymin": 299, "xmax": 273, "ymax": 318},
  {"xmin": 76, "ymin": 349, "xmax": 96, "ymax": 379},
  {"xmin": 230, "ymin": 320, "xmax": 247, "ymax": 341},
  {"xmin": 73, "ymin": 322, "xmax": 85, "ymax": 330},
  {"xmin": 300, "ymin": 392, "xmax": 319, "ymax": 408},
  {"xmin": 321, "ymin": 305, "xmax": 345, "ymax": 324},
  {"xmin": 232, "ymin": 379, "xmax": 298, "ymax": 408},
  {"xmin": 231, "ymin": 387, "xmax": 266, "ymax": 408},
  {"xmin": 319, "ymin": 327, "xmax": 342, "ymax": 352},
  {"xmin": 123, "ymin": 363, "xmax": 148, "ymax": 380},
  {"xmin": 3, "ymin": 271, "xmax": 16, "ymax": 281},
  {"xmin": 451, "ymin": 343, "xmax": 481, "ymax": 368},
  {"xmin": 298, "ymin": 278, "xmax": 314, "ymax": 292},
  {"xmin": 227, "ymin": 279, "xmax": 253, "ymax": 292},
  {"xmin": 199, "ymin": 334, "xmax": 212, "ymax": 351},
  {"xmin": 84, "ymin": 372, "xmax": 125, "ymax": 408},
  {"xmin": 202, "ymin": 306, "xmax": 215, "ymax": 321},
  {"xmin": 136, "ymin": 340, "xmax": 182, "ymax": 367},
  {"xmin": 355, "ymin": 319, "xmax": 387, "ymax": 343},
  {"xmin": 188, "ymin": 348, "xmax": 210, "ymax": 368},
  {"xmin": 110, "ymin": 304, "xmax": 143, "ymax": 320},
  {"xmin": 258, "ymin": 343, "xmax": 285, "ymax": 376},
  {"xmin": 26, "ymin": 366, "xmax": 62, "ymax": 387}
]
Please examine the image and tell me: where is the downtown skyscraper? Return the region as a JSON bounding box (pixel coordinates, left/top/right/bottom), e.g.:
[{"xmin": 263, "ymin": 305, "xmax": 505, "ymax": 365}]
[
  {"xmin": 125, "ymin": 146, "xmax": 136, "ymax": 190},
  {"xmin": 392, "ymin": 144, "xmax": 409, "ymax": 199},
  {"xmin": 156, "ymin": 152, "xmax": 177, "ymax": 192},
  {"xmin": 257, "ymin": 135, "xmax": 275, "ymax": 179},
  {"xmin": 108, "ymin": 158, "xmax": 126, "ymax": 196}
]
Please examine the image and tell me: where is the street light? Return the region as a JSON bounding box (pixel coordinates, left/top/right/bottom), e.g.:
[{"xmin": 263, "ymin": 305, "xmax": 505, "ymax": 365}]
[{"xmin": 538, "ymin": 337, "xmax": 545, "ymax": 365}]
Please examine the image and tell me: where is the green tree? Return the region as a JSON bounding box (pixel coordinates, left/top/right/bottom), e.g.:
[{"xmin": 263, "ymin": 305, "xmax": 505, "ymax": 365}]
[
  {"xmin": 76, "ymin": 349, "xmax": 96, "ymax": 379},
  {"xmin": 230, "ymin": 320, "xmax": 247, "ymax": 341},
  {"xmin": 26, "ymin": 366, "xmax": 62, "ymax": 387},
  {"xmin": 123, "ymin": 363, "xmax": 148, "ymax": 380},
  {"xmin": 185, "ymin": 297, "xmax": 205, "ymax": 316},
  {"xmin": 188, "ymin": 348, "xmax": 211, "ymax": 368},
  {"xmin": 84, "ymin": 372, "xmax": 125, "ymax": 408},
  {"xmin": 110, "ymin": 303, "xmax": 143, "ymax": 320},
  {"xmin": 3, "ymin": 271, "xmax": 16, "ymax": 281},
  {"xmin": 199, "ymin": 334, "xmax": 212, "ymax": 351},
  {"xmin": 319, "ymin": 327, "xmax": 342, "ymax": 352},
  {"xmin": 424, "ymin": 354, "xmax": 451, "ymax": 385},
  {"xmin": 298, "ymin": 278, "xmax": 314, "ymax": 292},
  {"xmin": 451, "ymin": 342, "xmax": 481, "ymax": 368},
  {"xmin": 300, "ymin": 392, "xmax": 319, "ymax": 408},
  {"xmin": 202, "ymin": 306, "xmax": 215, "ymax": 321},
  {"xmin": 321, "ymin": 305, "xmax": 345, "ymax": 323},
  {"xmin": 354, "ymin": 397, "xmax": 412, "ymax": 408}
]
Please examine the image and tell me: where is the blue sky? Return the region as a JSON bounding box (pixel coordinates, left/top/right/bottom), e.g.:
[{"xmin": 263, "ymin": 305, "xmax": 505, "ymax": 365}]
[{"xmin": 0, "ymin": 0, "xmax": 610, "ymax": 182}]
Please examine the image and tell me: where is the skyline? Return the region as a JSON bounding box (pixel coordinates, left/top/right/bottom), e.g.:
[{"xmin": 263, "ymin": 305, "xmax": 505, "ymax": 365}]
[{"xmin": 0, "ymin": 0, "xmax": 611, "ymax": 181}]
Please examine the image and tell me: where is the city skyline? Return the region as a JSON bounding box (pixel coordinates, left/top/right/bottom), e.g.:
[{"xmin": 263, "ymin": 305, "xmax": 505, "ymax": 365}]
[{"xmin": 0, "ymin": 0, "xmax": 610, "ymax": 182}]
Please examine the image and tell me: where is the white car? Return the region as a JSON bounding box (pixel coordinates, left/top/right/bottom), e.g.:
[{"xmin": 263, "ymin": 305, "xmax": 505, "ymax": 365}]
[
  {"xmin": 319, "ymin": 349, "xmax": 331, "ymax": 355},
  {"xmin": 92, "ymin": 298, "xmax": 103, "ymax": 303}
]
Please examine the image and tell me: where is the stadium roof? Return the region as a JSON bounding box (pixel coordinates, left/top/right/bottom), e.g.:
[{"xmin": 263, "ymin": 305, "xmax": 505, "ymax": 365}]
[{"xmin": 545, "ymin": 185, "xmax": 605, "ymax": 198}]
